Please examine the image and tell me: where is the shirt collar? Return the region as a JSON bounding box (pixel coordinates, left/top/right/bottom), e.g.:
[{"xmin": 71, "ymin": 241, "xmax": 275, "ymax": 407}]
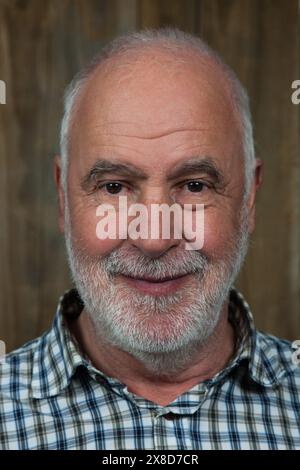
[
  {"xmin": 227, "ymin": 289, "xmax": 293, "ymax": 388},
  {"xmin": 31, "ymin": 290, "xmax": 86, "ymax": 398},
  {"xmin": 31, "ymin": 287, "xmax": 293, "ymax": 399}
]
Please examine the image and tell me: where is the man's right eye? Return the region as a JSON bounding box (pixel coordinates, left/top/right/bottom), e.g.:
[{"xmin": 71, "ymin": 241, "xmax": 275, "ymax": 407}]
[
  {"xmin": 94, "ymin": 181, "xmax": 127, "ymax": 195},
  {"xmin": 103, "ymin": 182, "xmax": 124, "ymax": 194}
]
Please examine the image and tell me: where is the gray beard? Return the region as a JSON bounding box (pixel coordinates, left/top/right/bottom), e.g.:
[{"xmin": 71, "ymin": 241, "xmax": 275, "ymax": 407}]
[{"xmin": 64, "ymin": 204, "xmax": 249, "ymax": 376}]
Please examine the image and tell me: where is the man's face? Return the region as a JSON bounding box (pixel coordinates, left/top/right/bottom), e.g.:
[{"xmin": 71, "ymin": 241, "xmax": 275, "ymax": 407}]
[{"xmin": 58, "ymin": 49, "xmax": 252, "ymax": 372}]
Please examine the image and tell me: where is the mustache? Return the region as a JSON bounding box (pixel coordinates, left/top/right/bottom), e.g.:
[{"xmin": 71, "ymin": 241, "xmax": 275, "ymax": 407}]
[{"xmin": 100, "ymin": 246, "xmax": 209, "ymax": 280}]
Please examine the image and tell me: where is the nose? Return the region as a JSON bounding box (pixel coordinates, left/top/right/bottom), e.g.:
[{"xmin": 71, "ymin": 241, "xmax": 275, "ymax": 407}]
[{"xmin": 127, "ymin": 191, "xmax": 182, "ymax": 258}]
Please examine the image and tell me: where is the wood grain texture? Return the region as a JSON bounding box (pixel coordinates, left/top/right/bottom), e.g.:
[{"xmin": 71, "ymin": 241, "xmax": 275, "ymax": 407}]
[
  {"xmin": 0, "ymin": 0, "xmax": 138, "ymax": 351},
  {"xmin": 138, "ymin": 0, "xmax": 199, "ymax": 31},
  {"xmin": 0, "ymin": 0, "xmax": 299, "ymax": 351},
  {"xmin": 199, "ymin": 0, "xmax": 300, "ymax": 338}
]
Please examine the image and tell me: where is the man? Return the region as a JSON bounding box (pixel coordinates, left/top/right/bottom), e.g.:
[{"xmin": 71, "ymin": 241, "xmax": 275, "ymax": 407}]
[{"xmin": 0, "ymin": 28, "xmax": 299, "ymax": 450}]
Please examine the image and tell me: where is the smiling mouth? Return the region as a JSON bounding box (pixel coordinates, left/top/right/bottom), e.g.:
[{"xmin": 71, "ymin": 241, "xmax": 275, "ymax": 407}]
[
  {"xmin": 124, "ymin": 273, "xmax": 188, "ymax": 283},
  {"xmin": 118, "ymin": 273, "xmax": 191, "ymax": 295}
]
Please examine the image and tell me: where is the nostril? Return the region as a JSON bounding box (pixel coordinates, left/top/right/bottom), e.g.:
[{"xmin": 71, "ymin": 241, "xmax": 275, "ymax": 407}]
[{"xmin": 128, "ymin": 238, "xmax": 182, "ymax": 260}]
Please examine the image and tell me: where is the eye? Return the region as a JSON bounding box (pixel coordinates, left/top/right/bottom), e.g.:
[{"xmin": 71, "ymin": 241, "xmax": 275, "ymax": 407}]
[
  {"xmin": 102, "ymin": 182, "xmax": 124, "ymax": 194},
  {"xmin": 185, "ymin": 181, "xmax": 206, "ymax": 193},
  {"xmin": 105, "ymin": 182, "xmax": 123, "ymax": 194}
]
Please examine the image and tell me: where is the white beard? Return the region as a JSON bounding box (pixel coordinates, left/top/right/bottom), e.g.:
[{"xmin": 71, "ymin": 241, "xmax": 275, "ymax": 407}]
[{"xmin": 64, "ymin": 203, "xmax": 249, "ymax": 376}]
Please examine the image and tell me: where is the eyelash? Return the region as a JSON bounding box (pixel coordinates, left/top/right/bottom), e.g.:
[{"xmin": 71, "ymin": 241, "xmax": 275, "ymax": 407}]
[
  {"xmin": 180, "ymin": 179, "xmax": 211, "ymax": 192},
  {"xmin": 94, "ymin": 179, "xmax": 212, "ymax": 195},
  {"xmin": 95, "ymin": 180, "xmax": 132, "ymax": 194}
]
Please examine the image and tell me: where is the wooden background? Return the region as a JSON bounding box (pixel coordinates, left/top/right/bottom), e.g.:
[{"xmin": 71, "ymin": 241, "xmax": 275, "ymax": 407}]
[{"xmin": 0, "ymin": 0, "xmax": 299, "ymax": 352}]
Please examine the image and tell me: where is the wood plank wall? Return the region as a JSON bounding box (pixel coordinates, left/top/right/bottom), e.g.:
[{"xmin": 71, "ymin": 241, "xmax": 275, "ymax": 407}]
[{"xmin": 0, "ymin": 0, "xmax": 299, "ymax": 352}]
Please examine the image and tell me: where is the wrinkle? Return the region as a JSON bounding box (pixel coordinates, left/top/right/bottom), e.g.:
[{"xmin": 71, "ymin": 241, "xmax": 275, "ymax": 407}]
[{"xmin": 98, "ymin": 127, "xmax": 213, "ymax": 141}]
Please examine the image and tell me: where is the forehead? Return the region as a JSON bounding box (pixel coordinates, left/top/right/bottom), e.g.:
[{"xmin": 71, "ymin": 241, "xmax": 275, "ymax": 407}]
[
  {"xmin": 77, "ymin": 49, "xmax": 239, "ymax": 128},
  {"xmin": 68, "ymin": 47, "xmax": 243, "ymax": 174}
]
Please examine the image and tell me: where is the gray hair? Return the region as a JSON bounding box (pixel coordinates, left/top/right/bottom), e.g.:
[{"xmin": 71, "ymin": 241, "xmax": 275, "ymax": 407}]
[{"xmin": 59, "ymin": 28, "xmax": 255, "ymax": 197}]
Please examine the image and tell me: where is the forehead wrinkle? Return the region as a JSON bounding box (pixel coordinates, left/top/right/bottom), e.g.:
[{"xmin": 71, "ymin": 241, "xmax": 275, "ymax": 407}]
[
  {"xmin": 76, "ymin": 45, "xmax": 236, "ymax": 118},
  {"xmin": 91, "ymin": 127, "xmax": 215, "ymax": 141},
  {"xmin": 69, "ymin": 46, "xmax": 243, "ymax": 172}
]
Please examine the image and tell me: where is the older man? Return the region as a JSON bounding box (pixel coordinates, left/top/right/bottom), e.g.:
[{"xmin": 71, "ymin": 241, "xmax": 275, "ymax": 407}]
[{"xmin": 0, "ymin": 28, "xmax": 299, "ymax": 450}]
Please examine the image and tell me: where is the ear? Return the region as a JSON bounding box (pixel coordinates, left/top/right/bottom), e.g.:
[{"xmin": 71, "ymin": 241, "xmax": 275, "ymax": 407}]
[
  {"xmin": 54, "ymin": 155, "xmax": 65, "ymax": 233},
  {"xmin": 247, "ymin": 158, "xmax": 263, "ymax": 234}
]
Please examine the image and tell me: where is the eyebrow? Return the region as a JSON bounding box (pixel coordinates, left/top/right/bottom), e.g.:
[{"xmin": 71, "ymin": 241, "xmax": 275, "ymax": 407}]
[
  {"xmin": 81, "ymin": 156, "xmax": 225, "ymax": 192},
  {"xmin": 168, "ymin": 156, "xmax": 225, "ymax": 185},
  {"xmin": 81, "ymin": 159, "xmax": 147, "ymax": 191}
]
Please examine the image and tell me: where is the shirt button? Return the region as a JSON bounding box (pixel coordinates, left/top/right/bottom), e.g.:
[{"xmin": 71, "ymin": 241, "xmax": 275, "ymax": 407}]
[
  {"xmin": 96, "ymin": 375, "xmax": 106, "ymax": 384},
  {"xmin": 163, "ymin": 412, "xmax": 176, "ymax": 420}
]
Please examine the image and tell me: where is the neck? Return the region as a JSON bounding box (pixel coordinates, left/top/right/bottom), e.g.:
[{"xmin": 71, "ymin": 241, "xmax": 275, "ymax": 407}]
[{"xmin": 68, "ymin": 300, "xmax": 235, "ymax": 406}]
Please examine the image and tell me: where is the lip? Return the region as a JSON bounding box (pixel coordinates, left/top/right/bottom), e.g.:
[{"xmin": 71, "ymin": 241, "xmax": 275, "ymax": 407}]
[{"xmin": 119, "ymin": 273, "xmax": 191, "ymax": 296}]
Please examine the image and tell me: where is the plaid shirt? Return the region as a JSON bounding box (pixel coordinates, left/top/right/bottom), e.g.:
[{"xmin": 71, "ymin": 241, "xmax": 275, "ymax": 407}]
[{"xmin": 0, "ymin": 288, "xmax": 299, "ymax": 450}]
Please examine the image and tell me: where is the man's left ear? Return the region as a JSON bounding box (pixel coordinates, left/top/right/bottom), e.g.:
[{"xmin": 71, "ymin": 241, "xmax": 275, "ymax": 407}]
[{"xmin": 247, "ymin": 158, "xmax": 263, "ymax": 234}]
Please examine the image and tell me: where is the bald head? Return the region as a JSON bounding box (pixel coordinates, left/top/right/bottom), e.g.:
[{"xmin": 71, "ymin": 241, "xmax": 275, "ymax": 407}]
[
  {"xmin": 70, "ymin": 47, "xmax": 241, "ymax": 166},
  {"xmin": 60, "ymin": 28, "xmax": 255, "ymax": 196}
]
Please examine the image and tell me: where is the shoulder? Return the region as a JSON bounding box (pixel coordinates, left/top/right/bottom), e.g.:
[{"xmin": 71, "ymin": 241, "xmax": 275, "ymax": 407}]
[
  {"xmin": 0, "ymin": 334, "xmax": 45, "ymax": 401},
  {"xmin": 256, "ymin": 329, "xmax": 300, "ymax": 386},
  {"xmin": 0, "ymin": 332, "xmax": 57, "ymax": 450}
]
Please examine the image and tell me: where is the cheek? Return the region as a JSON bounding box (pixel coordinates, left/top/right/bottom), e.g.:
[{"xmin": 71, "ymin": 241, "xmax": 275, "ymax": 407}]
[
  {"xmin": 201, "ymin": 210, "xmax": 236, "ymax": 259},
  {"xmin": 69, "ymin": 203, "xmax": 123, "ymax": 257}
]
